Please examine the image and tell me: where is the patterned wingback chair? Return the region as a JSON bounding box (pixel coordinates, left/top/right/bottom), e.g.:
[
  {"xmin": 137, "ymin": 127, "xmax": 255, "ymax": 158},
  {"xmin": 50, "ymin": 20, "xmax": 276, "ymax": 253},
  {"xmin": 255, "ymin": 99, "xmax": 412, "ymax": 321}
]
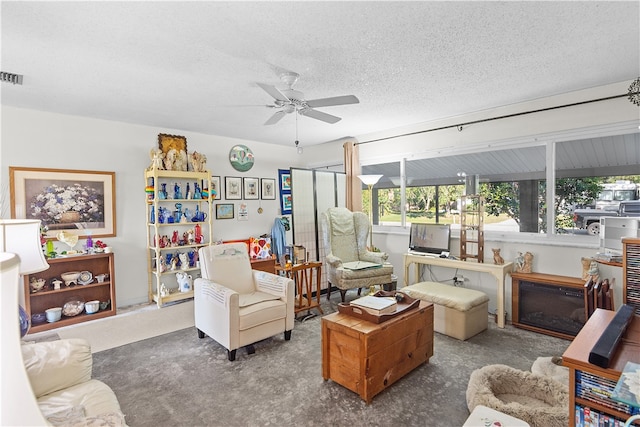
[
  {"xmin": 194, "ymin": 243, "xmax": 294, "ymax": 361},
  {"xmin": 320, "ymin": 207, "xmax": 394, "ymax": 302}
]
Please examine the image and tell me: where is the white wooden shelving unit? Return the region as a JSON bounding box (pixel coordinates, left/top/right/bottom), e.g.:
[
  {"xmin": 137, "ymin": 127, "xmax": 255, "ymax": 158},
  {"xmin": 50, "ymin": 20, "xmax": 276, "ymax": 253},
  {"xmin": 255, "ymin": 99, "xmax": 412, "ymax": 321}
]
[{"xmin": 145, "ymin": 169, "xmax": 213, "ymax": 307}]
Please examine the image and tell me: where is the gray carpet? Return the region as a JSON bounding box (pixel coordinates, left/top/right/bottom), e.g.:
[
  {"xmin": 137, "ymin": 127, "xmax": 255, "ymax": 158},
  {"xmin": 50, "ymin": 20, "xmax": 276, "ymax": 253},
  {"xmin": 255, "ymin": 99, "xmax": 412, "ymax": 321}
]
[{"xmin": 92, "ymin": 292, "xmax": 570, "ymax": 427}]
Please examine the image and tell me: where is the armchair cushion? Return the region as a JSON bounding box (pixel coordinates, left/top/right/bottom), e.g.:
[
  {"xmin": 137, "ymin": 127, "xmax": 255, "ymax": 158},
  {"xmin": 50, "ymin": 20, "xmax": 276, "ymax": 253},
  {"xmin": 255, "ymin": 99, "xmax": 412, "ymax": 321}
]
[
  {"xmin": 22, "ymin": 338, "xmax": 92, "ymax": 398},
  {"xmin": 239, "ymin": 299, "xmax": 287, "ymax": 330},
  {"xmin": 239, "ymin": 291, "xmax": 282, "ymax": 308},
  {"xmin": 199, "ymin": 243, "xmax": 255, "ymax": 294},
  {"xmin": 327, "ymin": 207, "xmax": 359, "ymax": 262},
  {"xmin": 21, "ymin": 338, "xmax": 126, "ymax": 424}
]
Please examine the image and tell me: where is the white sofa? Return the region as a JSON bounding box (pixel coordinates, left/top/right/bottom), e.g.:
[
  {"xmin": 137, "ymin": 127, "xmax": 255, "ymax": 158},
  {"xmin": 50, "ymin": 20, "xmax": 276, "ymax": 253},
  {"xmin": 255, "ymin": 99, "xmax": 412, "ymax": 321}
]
[{"xmin": 22, "ymin": 338, "xmax": 127, "ymax": 426}]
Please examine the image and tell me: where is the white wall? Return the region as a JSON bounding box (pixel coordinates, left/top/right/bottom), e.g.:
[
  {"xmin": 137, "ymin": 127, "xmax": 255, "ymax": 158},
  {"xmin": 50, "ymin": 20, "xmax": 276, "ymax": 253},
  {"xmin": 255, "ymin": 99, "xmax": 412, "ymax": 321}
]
[
  {"xmin": 1, "ymin": 106, "xmax": 305, "ymax": 307},
  {"xmin": 304, "ymin": 81, "xmax": 639, "ymax": 168}
]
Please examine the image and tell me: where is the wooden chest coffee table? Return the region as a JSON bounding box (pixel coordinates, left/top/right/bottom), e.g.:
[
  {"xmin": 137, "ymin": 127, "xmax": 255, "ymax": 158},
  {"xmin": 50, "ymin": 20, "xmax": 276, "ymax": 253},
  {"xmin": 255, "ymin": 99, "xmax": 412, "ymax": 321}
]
[{"xmin": 321, "ymin": 301, "xmax": 434, "ymax": 403}]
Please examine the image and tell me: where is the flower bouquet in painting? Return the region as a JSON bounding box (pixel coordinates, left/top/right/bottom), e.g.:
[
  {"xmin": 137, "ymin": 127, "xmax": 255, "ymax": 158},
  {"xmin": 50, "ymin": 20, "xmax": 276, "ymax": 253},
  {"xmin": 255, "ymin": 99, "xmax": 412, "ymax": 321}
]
[{"xmin": 29, "ymin": 183, "xmax": 105, "ymax": 229}]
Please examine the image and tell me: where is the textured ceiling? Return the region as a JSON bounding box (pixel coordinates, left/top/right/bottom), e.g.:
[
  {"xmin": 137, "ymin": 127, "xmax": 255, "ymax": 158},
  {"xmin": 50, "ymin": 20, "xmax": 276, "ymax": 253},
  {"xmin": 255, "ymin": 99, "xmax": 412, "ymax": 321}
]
[{"xmin": 1, "ymin": 1, "xmax": 639, "ymax": 147}]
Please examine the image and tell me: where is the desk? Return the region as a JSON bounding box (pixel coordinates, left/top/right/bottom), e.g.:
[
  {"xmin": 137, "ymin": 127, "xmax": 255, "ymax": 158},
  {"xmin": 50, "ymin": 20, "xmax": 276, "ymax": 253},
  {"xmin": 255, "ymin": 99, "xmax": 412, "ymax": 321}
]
[
  {"xmin": 403, "ymin": 254, "xmax": 513, "ymax": 328},
  {"xmin": 275, "ymin": 262, "xmax": 323, "ymax": 317}
]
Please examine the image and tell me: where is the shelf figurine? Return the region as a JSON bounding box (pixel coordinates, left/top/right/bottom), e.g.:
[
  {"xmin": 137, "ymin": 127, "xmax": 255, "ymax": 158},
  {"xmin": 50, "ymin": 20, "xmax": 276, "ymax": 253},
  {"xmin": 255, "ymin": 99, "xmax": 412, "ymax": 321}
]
[
  {"xmin": 174, "ymin": 183, "xmax": 183, "ymax": 200},
  {"xmin": 159, "ymin": 183, "xmax": 167, "ymax": 200},
  {"xmin": 148, "ymin": 147, "xmax": 165, "ymax": 170},
  {"xmin": 179, "ymin": 253, "xmax": 189, "ymax": 270},
  {"xmin": 492, "ymin": 248, "xmax": 504, "ymax": 265}
]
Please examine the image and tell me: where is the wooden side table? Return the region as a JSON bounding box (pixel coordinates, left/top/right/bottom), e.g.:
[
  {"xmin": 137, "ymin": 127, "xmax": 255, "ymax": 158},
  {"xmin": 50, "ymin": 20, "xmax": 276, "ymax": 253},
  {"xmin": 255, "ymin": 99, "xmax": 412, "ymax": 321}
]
[{"xmin": 275, "ymin": 262, "xmax": 323, "ymax": 318}]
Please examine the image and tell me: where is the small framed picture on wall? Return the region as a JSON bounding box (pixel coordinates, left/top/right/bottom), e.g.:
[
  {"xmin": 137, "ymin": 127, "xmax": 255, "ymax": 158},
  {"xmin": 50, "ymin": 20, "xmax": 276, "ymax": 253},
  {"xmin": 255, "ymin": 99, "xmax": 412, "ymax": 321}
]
[
  {"xmin": 243, "ymin": 177, "xmax": 259, "ymax": 200},
  {"xmin": 211, "ymin": 176, "xmax": 221, "ymax": 200},
  {"xmin": 216, "ymin": 203, "xmax": 234, "ymax": 219},
  {"xmin": 278, "ymin": 169, "xmax": 292, "ymax": 214},
  {"xmin": 282, "ymin": 193, "xmax": 292, "ymax": 214},
  {"xmin": 225, "ymin": 176, "xmax": 242, "ymax": 200},
  {"xmin": 261, "ymin": 178, "xmax": 276, "ymax": 200},
  {"xmin": 279, "ymin": 169, "xmax": 291, "ymax": 191}
]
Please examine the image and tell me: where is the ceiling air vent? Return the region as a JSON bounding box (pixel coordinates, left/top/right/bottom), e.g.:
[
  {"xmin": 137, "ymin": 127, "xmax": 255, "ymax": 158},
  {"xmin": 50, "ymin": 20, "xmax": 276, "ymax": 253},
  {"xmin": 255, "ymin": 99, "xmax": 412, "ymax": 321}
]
[{"xmin": 0, "ymin": 72, "xmax": 23, "ymax": 85}]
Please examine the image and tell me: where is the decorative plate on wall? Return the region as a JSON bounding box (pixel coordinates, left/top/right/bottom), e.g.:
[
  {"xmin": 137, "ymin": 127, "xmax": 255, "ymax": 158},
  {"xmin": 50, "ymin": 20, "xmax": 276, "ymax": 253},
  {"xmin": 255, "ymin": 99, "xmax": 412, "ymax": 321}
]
[{"xmin": 229, "ymin": 145, "xmax": 255, "ymax": 172}]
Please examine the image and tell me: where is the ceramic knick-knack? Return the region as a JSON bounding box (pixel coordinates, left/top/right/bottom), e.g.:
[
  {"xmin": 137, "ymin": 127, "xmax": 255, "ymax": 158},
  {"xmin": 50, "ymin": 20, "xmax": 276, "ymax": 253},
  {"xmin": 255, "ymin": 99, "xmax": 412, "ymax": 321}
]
[
  {"xmin": 176, "ymin": 272, "xmax": 193, "ymax": 293},
  {"xmin": 174, "ymin": 203, "xmax": 183, "ymax": 223},
  {"xmin": 194, "ymin": 223, "xmax": 202, "ymax": 243},
  {"xmin": 194, "ymin": 182, "xmax": 201, "ymax": 200},
  {"xmin": 174, "ymin": 182, "xmax": 183, "ymax": 200}
]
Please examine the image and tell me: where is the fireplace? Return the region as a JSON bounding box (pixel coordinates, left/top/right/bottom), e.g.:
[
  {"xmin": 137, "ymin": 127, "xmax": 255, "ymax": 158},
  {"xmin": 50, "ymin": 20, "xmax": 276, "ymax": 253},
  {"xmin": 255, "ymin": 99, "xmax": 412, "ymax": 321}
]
[{"xmin": 512, "ymin": 272, "xmax": 587, "ymax": 340}]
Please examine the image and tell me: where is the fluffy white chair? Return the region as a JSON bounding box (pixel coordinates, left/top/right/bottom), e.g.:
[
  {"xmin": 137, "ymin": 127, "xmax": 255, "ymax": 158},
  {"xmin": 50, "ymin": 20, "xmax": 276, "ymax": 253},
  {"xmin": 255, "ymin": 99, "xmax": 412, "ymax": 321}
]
[
  {"xmin": 194, "ymin": 243, "xmax": 295, "ymax": 361},
  {"xmin": 466, "ymin": 364, "xmax": 569, "ymax": 427},
  {"xmin": 320, "ymin": 207, "xmax": 394, "ymax": 302}
]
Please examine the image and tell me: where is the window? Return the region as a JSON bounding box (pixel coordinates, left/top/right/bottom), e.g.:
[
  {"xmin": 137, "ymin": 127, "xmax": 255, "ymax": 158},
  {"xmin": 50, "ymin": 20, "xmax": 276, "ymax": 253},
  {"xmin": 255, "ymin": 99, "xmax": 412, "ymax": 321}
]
[{"xmin": 361, "ymin": 132, "xmax": 640, "ymax": 239}]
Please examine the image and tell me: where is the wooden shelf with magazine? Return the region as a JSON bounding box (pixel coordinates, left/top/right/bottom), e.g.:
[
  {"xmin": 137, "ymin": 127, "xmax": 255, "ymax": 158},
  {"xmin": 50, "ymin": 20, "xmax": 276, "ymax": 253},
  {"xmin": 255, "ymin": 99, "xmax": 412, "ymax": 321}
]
[
  {"xmin": 563, "ymin": 309, "xmax": 640, "ymax": 426},
  {"xmin": 24, "ymin": 253, "xmax": 116, "ymax": 333}
]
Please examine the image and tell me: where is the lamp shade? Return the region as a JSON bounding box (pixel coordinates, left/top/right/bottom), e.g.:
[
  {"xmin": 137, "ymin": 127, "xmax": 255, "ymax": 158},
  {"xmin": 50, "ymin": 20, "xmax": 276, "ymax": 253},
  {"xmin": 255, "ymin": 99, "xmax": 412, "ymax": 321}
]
[
  {"xmin": 357, "ymin": 174, "xmax": 383, "ymax": 186},
  {"xmin": 0, "ymin": 219, "xmax": 49, "ymax": 275}
]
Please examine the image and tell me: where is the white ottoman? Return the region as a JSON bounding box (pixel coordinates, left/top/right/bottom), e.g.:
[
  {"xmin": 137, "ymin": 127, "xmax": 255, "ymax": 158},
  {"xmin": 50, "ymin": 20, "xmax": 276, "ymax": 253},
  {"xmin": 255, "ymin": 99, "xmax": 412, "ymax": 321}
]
[{"xmin": 402, "ymin": 281, "xmax": 489, "ymax": 340}]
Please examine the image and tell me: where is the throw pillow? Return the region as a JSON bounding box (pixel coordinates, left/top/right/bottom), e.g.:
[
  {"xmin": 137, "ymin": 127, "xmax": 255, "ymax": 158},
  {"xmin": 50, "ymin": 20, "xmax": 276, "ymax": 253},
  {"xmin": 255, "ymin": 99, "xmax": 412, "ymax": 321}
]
[{"xmin": 249, "ymin": 237, "xmax": 271, "ymax": 259}]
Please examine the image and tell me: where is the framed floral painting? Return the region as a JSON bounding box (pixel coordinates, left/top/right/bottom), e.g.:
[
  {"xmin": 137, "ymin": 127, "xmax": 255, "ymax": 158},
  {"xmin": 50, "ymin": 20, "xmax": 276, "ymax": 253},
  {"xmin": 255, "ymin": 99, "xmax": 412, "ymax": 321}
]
[{"xmin": 10, "ymin": 167, "xmax": 116, "ymax": 239}]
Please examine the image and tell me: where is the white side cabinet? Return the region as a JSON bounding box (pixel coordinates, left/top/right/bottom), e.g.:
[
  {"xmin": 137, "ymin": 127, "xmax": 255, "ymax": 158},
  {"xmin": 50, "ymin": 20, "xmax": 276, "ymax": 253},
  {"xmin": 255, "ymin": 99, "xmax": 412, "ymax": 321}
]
[{"xmin": 145, "ymin": 169, "xmax": 213, "ymax": 307}]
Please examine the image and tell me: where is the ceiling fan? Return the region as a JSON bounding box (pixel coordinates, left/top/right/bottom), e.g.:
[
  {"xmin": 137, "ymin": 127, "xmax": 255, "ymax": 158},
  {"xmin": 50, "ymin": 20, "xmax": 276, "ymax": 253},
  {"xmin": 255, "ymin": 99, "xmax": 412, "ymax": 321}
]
[{"xmin": 257, "ymin": 71, "xmax": 359, "ymax": 125}]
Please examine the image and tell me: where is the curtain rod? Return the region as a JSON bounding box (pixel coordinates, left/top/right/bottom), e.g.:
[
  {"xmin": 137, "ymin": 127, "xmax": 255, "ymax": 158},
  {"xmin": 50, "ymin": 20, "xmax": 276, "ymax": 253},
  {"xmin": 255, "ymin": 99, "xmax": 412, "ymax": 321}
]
[{"xmin": 356, "ymin": 93, "xmax": 629, "ymax": 146}]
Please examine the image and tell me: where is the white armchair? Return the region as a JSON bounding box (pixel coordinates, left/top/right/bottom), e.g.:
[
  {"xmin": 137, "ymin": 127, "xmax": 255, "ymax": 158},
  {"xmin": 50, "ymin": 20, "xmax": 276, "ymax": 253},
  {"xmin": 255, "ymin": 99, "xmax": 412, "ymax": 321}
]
[
  {"xmin": 194, "ymin": 243, "xmax": 295, "ymax": 361},
  {"xmin": 321, "ymin": 207, "xmax": 394, "ymax": 302}
]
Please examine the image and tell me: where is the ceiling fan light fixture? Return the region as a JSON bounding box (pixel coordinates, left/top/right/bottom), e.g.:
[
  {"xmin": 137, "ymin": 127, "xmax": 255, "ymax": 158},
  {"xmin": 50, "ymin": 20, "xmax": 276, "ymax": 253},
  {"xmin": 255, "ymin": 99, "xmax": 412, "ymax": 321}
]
[
  {"xmin": 280, "ymin": 71, "xmax": 300, "ymax": 88},
  {"xmin": 257, "ymin": 69, "xmax": 358, "ymax": 126}
]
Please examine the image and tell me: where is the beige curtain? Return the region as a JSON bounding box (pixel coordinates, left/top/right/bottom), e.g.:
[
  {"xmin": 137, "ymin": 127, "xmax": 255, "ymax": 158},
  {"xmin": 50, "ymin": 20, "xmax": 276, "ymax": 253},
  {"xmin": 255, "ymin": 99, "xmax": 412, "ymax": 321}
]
[{"xmin": 343, "ymin": 141, "xmax": 362, "ymax": 212}]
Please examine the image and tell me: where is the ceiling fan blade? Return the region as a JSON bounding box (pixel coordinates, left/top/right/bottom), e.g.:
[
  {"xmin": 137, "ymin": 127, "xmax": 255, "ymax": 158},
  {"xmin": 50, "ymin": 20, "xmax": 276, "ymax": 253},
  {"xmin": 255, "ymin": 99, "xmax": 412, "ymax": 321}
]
[
  {"xmin": 299, "ymin": 108, "xmax": 341, "ymax": 124},
  {"xmin": 256, "ymin": 83, "xmax": 290, "ymax": 103},
  {"xmin": 305, "ymin": 95, "xmax": 359, "ymax": 108},
  {"xmin": 264, "ymin": 110, "xmax": 286, "ymax": 125}
]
